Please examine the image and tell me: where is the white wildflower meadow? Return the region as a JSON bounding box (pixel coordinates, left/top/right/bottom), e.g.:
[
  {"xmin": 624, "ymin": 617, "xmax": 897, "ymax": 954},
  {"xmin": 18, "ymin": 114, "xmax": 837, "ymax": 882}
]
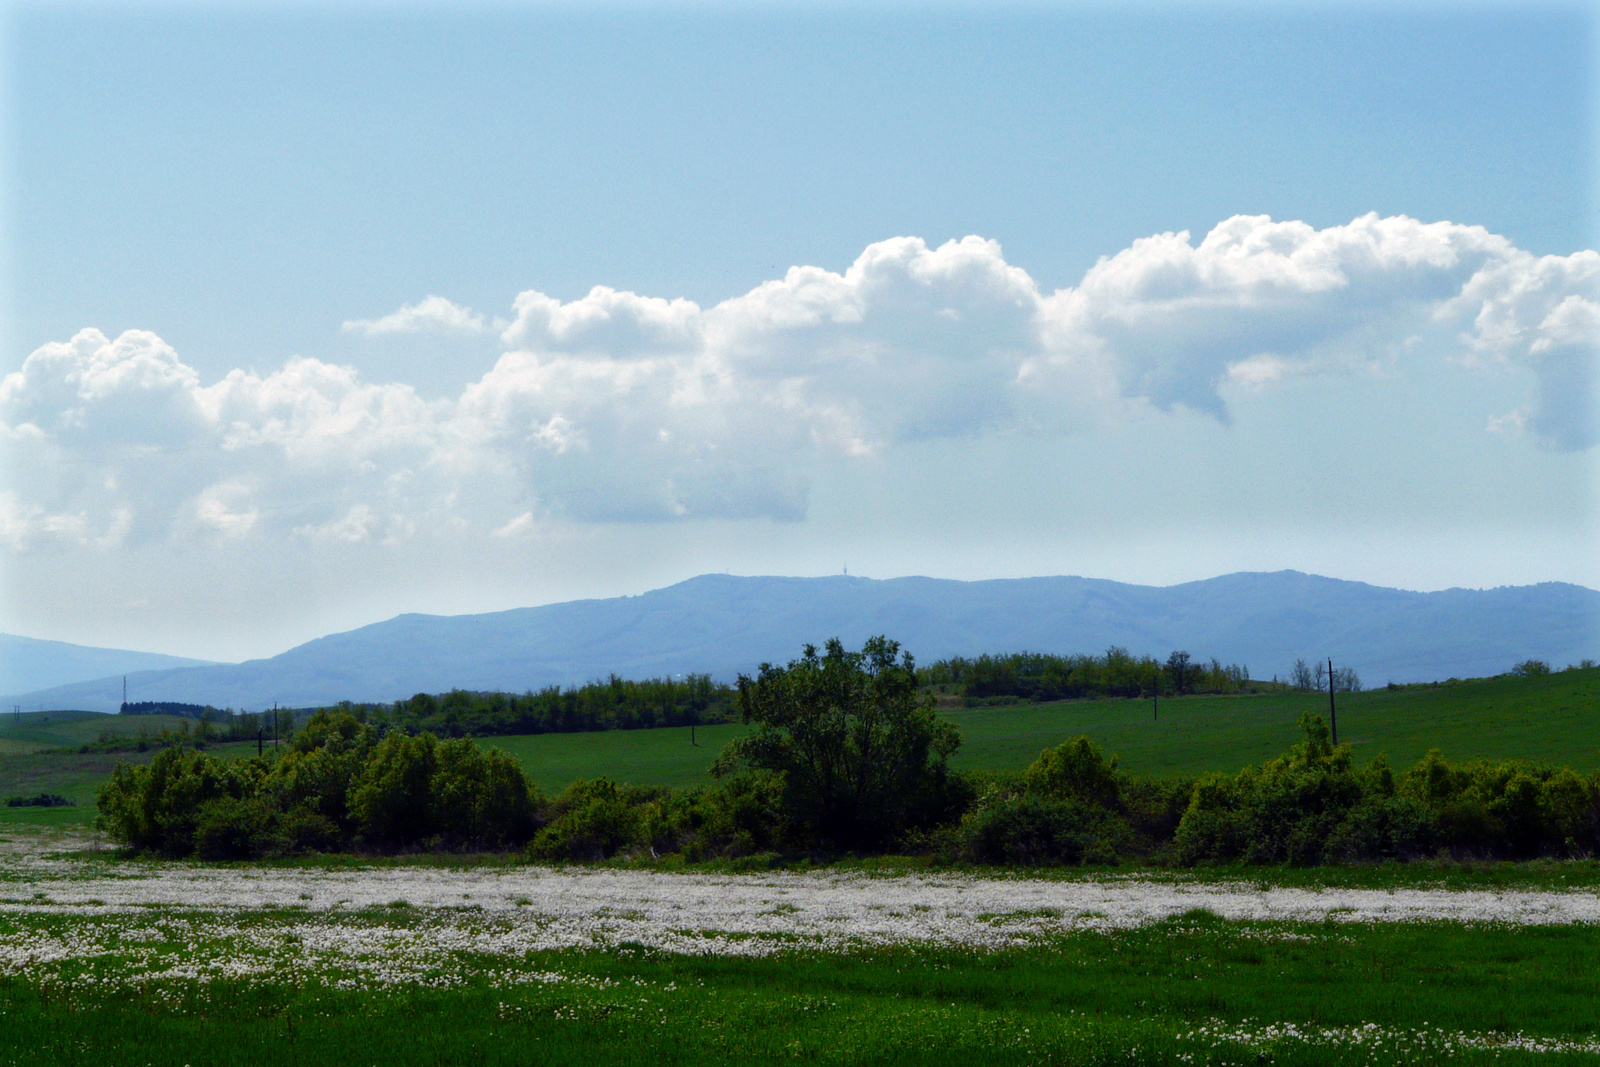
[
  {"xmin": 3, "ymin": 828, "xmax": 1600, "ymax": 988},
  {"xmin": 1176, "ymin": 1020, "xmax": 1600, "ymax": 1059},
  {"xmin": 4, "ymin": 829, "xmax": 1600, "ymax": 1059}
]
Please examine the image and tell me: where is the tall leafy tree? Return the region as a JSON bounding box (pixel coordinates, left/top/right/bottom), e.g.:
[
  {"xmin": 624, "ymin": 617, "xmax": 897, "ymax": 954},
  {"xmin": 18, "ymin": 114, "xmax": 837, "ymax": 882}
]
[
  {"xmin": 1165, "ymin": 650, "xmax": 1193, "ymax": 695},
  {"xmin": 715, "ymin": 636, "xmax": 961, "ymax": 849}
]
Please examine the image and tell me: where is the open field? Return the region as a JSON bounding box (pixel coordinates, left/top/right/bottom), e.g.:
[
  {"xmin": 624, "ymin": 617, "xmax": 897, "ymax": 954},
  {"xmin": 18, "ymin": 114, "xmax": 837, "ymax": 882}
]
[
  {"xmin": 491, "ymin": 669, "xmax": 1600, "ymax": 794},
  {"xmin": 0, "ymin": 740, "xmax": 260, "ymax": 827},
  {"xmin": 948, "ymin": 668, "xmax": 1600, "ymax": 778},
  {"xmin": 2, "ymin": 827, "xmax": 1600, "ymax": 1064},
  {"xmin": 0, "ymin": 708, "xmax": 203, "ymax": 756}
]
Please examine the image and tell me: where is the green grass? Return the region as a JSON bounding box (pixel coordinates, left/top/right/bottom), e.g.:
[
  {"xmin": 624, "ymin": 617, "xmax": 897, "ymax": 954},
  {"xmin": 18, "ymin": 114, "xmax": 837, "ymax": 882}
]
[
  {"xmin": 488, "ymin": 668, "xmax": 1600, "ymax": 793},
  {"xmin": 485, "ymin": 722, "xmax": 751, "ymax": 793},
  {"xmin": 950, "ymin": 667, "xmax": 1600, "ymax": 778},
  {"xmin": 3, "ymin": 915, "xmax": 1599, "ymax": 1065},
  {"xmin": 0, "ymin": 708, "xmax": 203, "ymax": 753},
  {"xmin": 0, "ymin": 740, "xmax": 263, "ymax": 826}
]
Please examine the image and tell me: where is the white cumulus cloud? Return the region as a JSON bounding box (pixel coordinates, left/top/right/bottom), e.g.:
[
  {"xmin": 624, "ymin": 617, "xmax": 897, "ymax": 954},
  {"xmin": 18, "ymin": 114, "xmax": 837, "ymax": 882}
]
[
  {"xmin": 342, "ymin": 295, "xmax": 489, "ymax": 336},
  {"xmin": 2, "ymin": 215, "xmax": 1593, "ymax": 551}
]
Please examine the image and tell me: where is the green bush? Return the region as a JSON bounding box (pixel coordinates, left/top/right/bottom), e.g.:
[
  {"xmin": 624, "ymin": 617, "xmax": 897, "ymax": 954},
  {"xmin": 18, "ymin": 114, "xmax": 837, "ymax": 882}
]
[
  {"xmin": 431, "ymin": 738, "xmax": 541, "ymax": 848},
  {"xmin": 952, "ymin": 738, "xmax": 1129, "ymax": 865},
  {"xmin": 278, "ymin": 804, "xmax": 342, "ymax": 853},
  {"xmin": 1176, "ymin": 716, "xmax": 1370, "ymax": 866},
  {"xmin": 1323, "ymin": 794, "xmax": 1437, "ymax": 861},
  {"xmin": 97, "ymin": 716, "xmax": 542, "ymax": 857},
  {"xmin": 349, "ymin": 732, "xmax": 439, "ymax": 847},
  {"xmin": 1168, "ymin": 720, "xmax": 1600, "ymax": 866},
  {"xmin": 96, "ymin": 746, "xmax": 268, "ymax": 857},
  {"xmin": 4, "ymin": 793, "xmax": 73, "ymax": 808},
  {"xmin": 93, "ymin": 685, "xmax": 1600, "ymax": 868},
  {"xmin": 271, "ymin": 712, "xmax": 378, "ymax": 833},
  {"xmin": 193, "ymin": 795, "xmax": 283, "ymax": 860},
  {"xmin": 529, "ymin": 778, "xmax": 642, "ymax": 861},
  {"xmin": 1023, "ymin": 736, "xmax": 1121, "ymax": 807},
  {"xmin": 959, "ymin": 794, "xmax": 1124, "ymax": 865}
]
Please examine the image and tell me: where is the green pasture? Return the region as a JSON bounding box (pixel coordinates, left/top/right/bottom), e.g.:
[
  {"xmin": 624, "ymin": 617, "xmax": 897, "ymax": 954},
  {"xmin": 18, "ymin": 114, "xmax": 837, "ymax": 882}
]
[
  {"xmin": 949, "ymin": 667, "xmax": 1600, "ymax": 779},
  {"xmin": 0, "ymin": 708, "xmax": 199, "ymax": 755},
  {"xmin": 3, "ymin": 914, "xmax": 1599, "ymax": 1065},
  {"xmin": 492, "ymin": 668, "xmax": 1600, "ymax": 793},
  {"xmin": 0, "ymin": 738, "xmax": 260, "ymax": 827},
  {"xmin": 486, "ymin": 722, "xmax": 751, "ymax": 793}
]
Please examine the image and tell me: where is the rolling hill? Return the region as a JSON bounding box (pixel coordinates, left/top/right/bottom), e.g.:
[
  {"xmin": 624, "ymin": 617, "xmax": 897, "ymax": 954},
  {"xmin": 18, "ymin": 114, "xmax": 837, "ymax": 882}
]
[{"xmin": 0, "ymin": 635, "xmax": 214, "ymax": 698}]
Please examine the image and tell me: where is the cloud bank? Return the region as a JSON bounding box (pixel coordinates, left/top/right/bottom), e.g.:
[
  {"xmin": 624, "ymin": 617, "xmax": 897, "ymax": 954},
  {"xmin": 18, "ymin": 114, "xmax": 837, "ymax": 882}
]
[{"xmin": 3, "ymin": 214, "xmax": 1594, "ymax": 550}]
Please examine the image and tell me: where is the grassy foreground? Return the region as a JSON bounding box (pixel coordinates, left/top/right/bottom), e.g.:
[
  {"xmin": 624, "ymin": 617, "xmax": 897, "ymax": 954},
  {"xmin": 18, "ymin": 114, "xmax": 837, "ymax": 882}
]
[{"xmin": 3, "ymin": 913, "xmax": 1598, "ymax": 1065}]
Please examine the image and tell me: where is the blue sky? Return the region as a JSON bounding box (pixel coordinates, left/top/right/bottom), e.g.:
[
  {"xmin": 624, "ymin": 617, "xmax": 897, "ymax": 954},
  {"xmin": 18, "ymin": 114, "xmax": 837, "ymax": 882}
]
[{"xmin": 2, "ymin": 2, "xmax": 1596, "ymax": 661}]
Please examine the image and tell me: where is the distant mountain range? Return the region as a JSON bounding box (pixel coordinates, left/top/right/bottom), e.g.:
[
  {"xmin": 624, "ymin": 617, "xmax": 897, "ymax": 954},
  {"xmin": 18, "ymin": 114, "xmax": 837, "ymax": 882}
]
[
  {"xmin": 4, "ymin": 571, "xmax": 1596, "ymax": 714},
  {"xmin": 0, "ymin": 634, "xmax": 215, "ymax": 699}
]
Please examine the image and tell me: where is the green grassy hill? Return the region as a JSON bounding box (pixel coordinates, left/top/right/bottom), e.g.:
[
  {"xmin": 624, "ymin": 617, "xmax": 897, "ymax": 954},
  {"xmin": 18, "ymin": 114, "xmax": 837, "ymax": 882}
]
[
  {"xmin": 948, "ymin": 667, "xmax": 1600, "ymax": 779},
  {"xmin": 0, "ymin": 709, "xmax": 203, "ymax": 755},
  {"xmin": 3, "ymin": 669, "xmax": 1595, "ymax": 826},
  {"xmin": 490, "ymin": 668, "xmax": 1600, "ymax": 794},
  {"xmin": 0, "ymin": 709, "xmax": 260, "ymax": 828}
]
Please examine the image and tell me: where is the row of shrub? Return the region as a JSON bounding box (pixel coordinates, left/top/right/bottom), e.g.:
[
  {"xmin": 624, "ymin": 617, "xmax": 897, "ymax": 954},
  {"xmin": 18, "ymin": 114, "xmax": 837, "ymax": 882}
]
[
  {"xmin": 97, "ymin": 711, "xmax": 1600, "ymax": 866},
  {"xmin": 95, "ymin": 712, "xmax": 539, "ymax": 858},
  {"xmin": 5, "ymin": 792, "xmax": 73, "ymax": 808},
  {"xmin": 521, "ymin": 721, "xmax": 1600, "ymax": 868},
  {"xmin": 940, "ymin": 717, "xmax": 1600, "ymax": 867}
]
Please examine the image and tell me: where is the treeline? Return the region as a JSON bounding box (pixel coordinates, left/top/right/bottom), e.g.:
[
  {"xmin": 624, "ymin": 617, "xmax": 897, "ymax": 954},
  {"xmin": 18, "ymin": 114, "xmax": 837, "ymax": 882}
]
[
  {"xmin": 919, "ymin": 647, "xmax": 1262, "ymax": 703},
  {"xmin": 120, "ymin": 701, "xmax": 231, "ymax": 721},
  {"xmin": 95, "ymin": 636, "xmax": 1600, "ymax": 867},
  {"xmin": 334, "ymin": 674, "xmax": 737, "ymax": 738},
  {"xmin": 96, "ymin": 711, "xmax": 1600, "ymax": 867}
]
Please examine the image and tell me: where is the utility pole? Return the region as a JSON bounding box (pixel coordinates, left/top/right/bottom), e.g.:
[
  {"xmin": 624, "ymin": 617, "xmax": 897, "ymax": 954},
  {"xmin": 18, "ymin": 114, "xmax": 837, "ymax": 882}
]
[
  {"xmin": 1328, "ymin": 657, "xmax": 1338, "ymax": 746},
  {"xmin": 122, "ymin": 676, "xmax": 127, "ymax": 711},
  {"xmin": 1153, "ymin": 690, "xmax": 1158, "ymax": 722}
]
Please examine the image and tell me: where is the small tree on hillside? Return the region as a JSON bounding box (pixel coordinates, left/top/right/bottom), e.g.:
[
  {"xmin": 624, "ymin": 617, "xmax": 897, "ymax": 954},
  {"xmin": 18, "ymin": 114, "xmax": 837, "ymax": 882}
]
[
  {"xmin": 1290, "ymin": 659, "xmax": 1315, "ymax": 691},
  {"xmin": 1165, "ymin": 651, "xmax": 1193, "ymax": 695}
]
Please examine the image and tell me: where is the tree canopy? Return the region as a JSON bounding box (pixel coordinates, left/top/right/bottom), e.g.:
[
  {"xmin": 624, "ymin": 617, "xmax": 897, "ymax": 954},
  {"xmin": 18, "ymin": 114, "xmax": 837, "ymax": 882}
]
[{"xmin": 715, "ymin": 636, "xmax": 963, "ymax": 850}]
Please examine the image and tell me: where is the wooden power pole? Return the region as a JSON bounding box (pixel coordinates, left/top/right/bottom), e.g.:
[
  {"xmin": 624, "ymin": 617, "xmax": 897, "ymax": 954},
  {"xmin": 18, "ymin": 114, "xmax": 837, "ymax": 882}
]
[{"xmin": 1328, "ymin": 657, "xmax": 1338, "ymax": 746}]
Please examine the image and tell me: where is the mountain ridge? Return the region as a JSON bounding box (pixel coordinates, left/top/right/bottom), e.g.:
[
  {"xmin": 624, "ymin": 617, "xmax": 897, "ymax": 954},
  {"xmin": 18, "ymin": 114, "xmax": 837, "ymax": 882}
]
[
  {"xmin": 6, "ymin": 570, "xmax": 1595, "ymax": 713},
  {"xmin": 0, "ymin": 634, "xmax": 217, "ymax": 699}
]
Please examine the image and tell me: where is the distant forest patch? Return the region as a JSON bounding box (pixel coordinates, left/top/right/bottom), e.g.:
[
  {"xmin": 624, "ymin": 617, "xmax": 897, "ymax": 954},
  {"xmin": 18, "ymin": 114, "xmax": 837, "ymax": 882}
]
[{"xmin": 120, "ymin": 701, "xmax": 231, "ymax": 721}]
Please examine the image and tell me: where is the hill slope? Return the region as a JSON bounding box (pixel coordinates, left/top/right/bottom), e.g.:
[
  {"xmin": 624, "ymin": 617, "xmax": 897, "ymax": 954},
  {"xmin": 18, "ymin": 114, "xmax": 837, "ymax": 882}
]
[
  {"xmin": 484, "ymin": 667, "xmax": 1600, "ymax": 793},
  {"xmin": 8, "ymin": 571, "xmax": 1597, "ymax": 712},
  {"xmin": 0, "ymin": 635, "xmax": 214, "ymax": 697}
]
